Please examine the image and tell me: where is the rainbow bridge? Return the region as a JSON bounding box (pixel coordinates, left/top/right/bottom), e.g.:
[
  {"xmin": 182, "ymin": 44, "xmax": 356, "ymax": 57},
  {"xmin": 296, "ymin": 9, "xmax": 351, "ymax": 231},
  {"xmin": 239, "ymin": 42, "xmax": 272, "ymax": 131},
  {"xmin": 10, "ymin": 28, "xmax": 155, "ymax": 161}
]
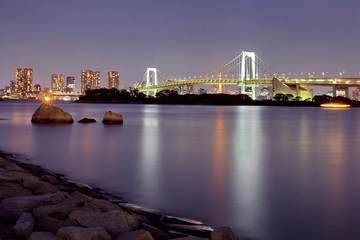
[{"xmin": 136, "ymin": 51, "xmax": 360, "ymax": 99}]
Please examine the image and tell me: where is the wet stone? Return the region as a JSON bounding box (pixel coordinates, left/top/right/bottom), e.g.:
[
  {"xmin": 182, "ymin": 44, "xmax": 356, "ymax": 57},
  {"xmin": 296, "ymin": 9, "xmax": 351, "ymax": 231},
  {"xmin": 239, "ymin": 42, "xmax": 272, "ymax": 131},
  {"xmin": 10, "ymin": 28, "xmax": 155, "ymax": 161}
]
[
  {"xmin": 0, "ymin": 192, "xmax": 66, "ymax": 221},
  {"xmin": 57, "ymin": 226, "xmax": 111, "ymax": 240},
  {"xmin": 115, "ymin": 229, "xmax": 154, "ymax": 240},
  {"xmin": 12, "ymin": 212, "xmax": 34, "ymax": 239},
  {"xmin": 28, "ymin": 231, "xmax": 65, "ymax": 240},
  {"xmin": 68, "ymin": 209, "xmax": 140, "ymax": 237}
]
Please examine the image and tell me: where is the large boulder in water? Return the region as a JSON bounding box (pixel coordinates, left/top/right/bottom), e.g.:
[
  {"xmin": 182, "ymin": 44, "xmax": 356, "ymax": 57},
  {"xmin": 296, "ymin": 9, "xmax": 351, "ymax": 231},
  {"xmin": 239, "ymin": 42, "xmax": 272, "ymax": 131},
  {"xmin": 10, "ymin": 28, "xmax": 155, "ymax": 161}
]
[
  {"xmin": 31, "ymin": 103, "xmax": 74, "ymax": 124},
  {"xmin": 102, "ymin": 111, "xmax": 123, "ymax": 124}
]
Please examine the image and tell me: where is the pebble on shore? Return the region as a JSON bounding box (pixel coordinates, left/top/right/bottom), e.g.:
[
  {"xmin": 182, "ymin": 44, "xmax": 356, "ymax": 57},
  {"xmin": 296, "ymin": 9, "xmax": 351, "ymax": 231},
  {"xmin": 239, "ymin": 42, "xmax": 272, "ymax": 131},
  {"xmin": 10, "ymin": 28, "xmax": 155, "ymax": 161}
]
[{"xmin": 0, "ymin": 155, "xmax": 240, "ymax": 240}]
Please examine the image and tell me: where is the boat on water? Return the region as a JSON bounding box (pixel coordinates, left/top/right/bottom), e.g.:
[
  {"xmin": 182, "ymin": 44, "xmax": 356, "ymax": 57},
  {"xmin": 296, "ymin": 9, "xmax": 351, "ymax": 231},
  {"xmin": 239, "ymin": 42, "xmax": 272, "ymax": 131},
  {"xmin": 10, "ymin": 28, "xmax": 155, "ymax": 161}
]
[{"xmin": 320, "ymin": 103, "xmax": 351, "ymax": 108}]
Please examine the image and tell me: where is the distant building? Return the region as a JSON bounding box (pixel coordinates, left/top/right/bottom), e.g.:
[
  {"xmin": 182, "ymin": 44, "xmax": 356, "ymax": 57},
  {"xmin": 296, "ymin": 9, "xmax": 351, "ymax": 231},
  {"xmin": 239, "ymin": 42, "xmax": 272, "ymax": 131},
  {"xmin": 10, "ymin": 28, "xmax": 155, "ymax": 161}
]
[
  {"xmin": 43, "ymin": 87, "xmax": 50, "ymax": 93},
  {"xmin": 258, "ymin": 86, "xmax": 271, "ymax": 100},
  {"xmin": 183, "ymin": 85, "xmax": 194, "ymax": 94},
  {"xmin": 123, "ymin": 87, "xmax": 134, "ymax": 92},
  {"xmin": 198, "ymin": 88, "xmax": 207, "ymax": 94},
  {"xmin": 108, "ymin": 71, "xmax": 119, "ymax": 90},
  {"xmin": 81, "ymin": 70, "xmax": 100, "ymax": 94},
  {"xmin": 51, "ymin": 74, "xmax": 65, "ymax": 92},
  {"xmin": 4, "ymin": 86, "xmax": 10, "ymax": 96},
  {"xmin": 65, "ymin": 76, "xmax": 75, "ymax": 92},
  {"xmin": 352, "ymin": 87, "xmax": 360, "ymax": 100},
  {"xmin": 212, "ymin": 84, "xmax": 227, "ymax": 94},
  {"xmin": 10, "ymin": 80, "xmax": 17, "ymax": 96},
  {"xmin": 13, "ymin": 68, "xmax": 33, "ymax": 98},
  {"xmin": 33, "ymin": 84, "xmax": 42, "ymax": 92}
]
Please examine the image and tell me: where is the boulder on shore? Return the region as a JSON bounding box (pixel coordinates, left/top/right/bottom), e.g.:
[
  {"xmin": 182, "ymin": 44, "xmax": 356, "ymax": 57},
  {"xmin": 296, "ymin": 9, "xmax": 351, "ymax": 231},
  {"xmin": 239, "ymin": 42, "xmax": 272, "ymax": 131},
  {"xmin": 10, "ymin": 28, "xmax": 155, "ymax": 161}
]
[
  {"xmin": 68, "ymin": 209, "xmax": 140, "ymax": 237},
  {"xmin": 31, "ymin": 103, "xmax": 74, "ymax": 124},
  {"xmin": 102, "ymin": 111, "xmax": 123, "ymax": 124},
  {"xmin": 12, "ymin": 212, "xmax": 34, "ymax": 239},
  {"xmin": 57, "ymin": 226, "xmax": 111, "ymax": 240}
]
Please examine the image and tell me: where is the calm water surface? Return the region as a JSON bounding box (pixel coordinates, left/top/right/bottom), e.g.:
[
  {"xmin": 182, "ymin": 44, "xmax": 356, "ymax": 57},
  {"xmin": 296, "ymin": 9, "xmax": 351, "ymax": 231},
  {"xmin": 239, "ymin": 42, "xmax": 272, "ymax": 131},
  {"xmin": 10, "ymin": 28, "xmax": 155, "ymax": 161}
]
[{"xmin": 1, "ymin": 100, "xmax": 360, "ymax": 240}]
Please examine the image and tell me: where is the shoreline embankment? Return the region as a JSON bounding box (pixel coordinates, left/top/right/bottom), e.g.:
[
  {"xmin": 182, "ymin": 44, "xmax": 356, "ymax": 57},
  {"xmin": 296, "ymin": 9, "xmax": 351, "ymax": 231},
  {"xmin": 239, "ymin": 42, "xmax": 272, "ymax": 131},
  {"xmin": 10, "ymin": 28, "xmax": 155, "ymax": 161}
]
[{"xmin": 0, "ymin": 151, "xmax": 239, "ymax": 240}]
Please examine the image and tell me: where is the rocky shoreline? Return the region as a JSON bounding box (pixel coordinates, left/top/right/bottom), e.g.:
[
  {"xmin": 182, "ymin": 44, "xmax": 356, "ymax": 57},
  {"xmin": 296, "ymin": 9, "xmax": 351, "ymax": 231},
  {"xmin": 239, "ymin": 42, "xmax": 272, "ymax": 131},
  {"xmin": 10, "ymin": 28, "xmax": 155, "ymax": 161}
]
[{"xmin": 0, "ymin": 152, "xmax": 239, "ymax": 240}]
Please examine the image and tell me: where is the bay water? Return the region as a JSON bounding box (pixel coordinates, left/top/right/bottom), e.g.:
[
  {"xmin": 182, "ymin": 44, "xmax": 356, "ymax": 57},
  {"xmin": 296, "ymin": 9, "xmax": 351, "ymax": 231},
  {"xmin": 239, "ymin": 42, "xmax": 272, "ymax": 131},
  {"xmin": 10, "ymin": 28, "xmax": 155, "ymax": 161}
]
[{"xmin": 1, "ymin": 100, "xmax": 360, "ymax": 240}]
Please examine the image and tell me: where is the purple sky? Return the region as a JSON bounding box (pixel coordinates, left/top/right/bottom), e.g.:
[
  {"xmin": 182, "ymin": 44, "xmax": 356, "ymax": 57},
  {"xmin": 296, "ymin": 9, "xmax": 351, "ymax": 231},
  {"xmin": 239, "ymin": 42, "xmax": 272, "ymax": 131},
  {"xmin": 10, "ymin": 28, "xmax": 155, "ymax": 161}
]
[{"xmin": 1, "ymin": 0, "xmax": 359, "ymax": 91}]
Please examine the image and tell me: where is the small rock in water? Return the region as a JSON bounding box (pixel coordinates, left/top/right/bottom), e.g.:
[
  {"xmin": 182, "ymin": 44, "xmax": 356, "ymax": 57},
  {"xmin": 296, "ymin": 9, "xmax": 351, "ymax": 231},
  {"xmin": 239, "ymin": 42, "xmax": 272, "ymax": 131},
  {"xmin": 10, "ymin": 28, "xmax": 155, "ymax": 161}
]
[
  {"xmin": 31, "ymin": 103, "xmax": 74, "ymax": 124},
  {"xmin": 78, "ymin": 118, "xmax": 96, "ymax": 123},
  {"xmin": 102, "ymin": 111, "xmax": 123, "ymax": 124}
]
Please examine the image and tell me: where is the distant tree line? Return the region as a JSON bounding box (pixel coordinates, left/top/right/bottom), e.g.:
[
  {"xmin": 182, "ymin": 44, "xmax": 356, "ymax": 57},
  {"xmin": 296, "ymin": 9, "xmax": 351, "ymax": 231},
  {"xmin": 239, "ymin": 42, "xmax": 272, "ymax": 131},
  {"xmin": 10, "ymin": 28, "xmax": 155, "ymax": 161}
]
[
  {"xmin": 78, "ymin": 88, "xmax": 360, "ymax": 106},
  {"xmin": 78, "ymin": 88, "xmax": 254, "ymax": 104},
  {"xmin": 79, "ymin": 88, "xmax": 148, "ymax": 102}
]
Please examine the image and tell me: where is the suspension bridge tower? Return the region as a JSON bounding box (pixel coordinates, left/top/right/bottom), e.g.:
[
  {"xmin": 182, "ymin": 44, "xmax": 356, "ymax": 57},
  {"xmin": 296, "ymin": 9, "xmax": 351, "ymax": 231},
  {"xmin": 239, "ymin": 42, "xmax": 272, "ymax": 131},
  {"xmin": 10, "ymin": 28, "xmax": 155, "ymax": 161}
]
[
  {"xmin": 239, "ymin": 51, "xmax": 258, "ymax": 99},
  {"xmin": 145, "ymin": 68, "xmax": 158, "ymax": 95}
]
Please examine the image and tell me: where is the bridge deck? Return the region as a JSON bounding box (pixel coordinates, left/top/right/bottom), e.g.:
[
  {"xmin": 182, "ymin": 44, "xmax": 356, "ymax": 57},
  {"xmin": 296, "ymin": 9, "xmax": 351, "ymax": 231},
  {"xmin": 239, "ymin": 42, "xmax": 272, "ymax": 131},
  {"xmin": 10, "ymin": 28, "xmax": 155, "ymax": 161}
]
[{"xmin": 138, "ymin": 78, "xmax": 360, "ymax": 91}]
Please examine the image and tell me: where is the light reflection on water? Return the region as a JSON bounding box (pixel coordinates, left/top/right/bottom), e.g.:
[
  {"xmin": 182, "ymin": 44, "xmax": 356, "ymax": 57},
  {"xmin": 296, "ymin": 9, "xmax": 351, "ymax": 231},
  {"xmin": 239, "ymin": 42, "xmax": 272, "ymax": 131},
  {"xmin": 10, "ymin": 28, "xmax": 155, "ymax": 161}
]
[{"xmin": 1, "ymin": 101, "xmax": 360, "ymax": 239}]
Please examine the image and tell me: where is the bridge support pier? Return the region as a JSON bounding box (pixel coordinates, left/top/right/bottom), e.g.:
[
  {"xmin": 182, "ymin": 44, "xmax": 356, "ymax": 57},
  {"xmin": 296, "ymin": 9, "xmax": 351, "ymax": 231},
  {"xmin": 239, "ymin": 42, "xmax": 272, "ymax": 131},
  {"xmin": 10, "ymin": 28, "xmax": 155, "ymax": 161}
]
[
  {"xmin": 332, "ymin": 86, "xmax": 349, "ymax": 98},
  {"xmin": 240, "ymin": 84, "xmax": 257, "ymax": 99},
  {"xmin": 252, "ymin": 85, "xmax": 256, "ymax": 99}
]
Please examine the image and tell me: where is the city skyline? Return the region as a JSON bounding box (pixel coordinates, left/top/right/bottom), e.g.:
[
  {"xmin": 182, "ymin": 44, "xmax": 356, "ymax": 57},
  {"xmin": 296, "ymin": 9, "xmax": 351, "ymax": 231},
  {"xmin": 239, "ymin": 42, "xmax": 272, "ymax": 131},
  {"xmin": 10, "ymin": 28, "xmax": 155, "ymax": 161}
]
[{"xmin": 1, "ymin": 0, "xmax": 359, "ymax": 92}]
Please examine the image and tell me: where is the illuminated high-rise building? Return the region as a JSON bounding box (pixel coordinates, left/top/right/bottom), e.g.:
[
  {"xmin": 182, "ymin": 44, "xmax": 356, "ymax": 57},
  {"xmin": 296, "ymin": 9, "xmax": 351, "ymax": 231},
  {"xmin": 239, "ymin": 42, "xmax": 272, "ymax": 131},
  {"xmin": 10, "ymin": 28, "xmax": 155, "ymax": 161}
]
[
  {"xmin": 51, "ymin": 74, "xmax": 65, "ymax": 92},
  {"xmin": 81, "ymin": 70, "xmax": 100, "ymax": 93},
  {"xmin": 108, "ymin": 71, "xmax": 119, "ymax": 90},
  {"xmin": 94, "ymin": 71, "xmax": 100, "ymax": 89},
  {"xmin": 66, "ymin": 76, "xmax": 75, "ymax": 92},
  {"xmin": 10, "ymin": 80, "xmax": 17, "ymax": 96},
  {"xmin": 14, "ymin": 68, "xmax": 33, "ymax": 97}
]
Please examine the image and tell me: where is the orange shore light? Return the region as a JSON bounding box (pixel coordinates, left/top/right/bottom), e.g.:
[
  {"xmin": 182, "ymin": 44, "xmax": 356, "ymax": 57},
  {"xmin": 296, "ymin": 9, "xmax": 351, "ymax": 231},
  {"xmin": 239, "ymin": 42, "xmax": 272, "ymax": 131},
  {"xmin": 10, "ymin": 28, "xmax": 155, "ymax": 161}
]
[
  {"xmin": 43, "ymin": 96, "xmax": 52, "ymax": 103},
  {"xmin": 320, "ymin": 103, "xmax": 351, "ymax": 108}
]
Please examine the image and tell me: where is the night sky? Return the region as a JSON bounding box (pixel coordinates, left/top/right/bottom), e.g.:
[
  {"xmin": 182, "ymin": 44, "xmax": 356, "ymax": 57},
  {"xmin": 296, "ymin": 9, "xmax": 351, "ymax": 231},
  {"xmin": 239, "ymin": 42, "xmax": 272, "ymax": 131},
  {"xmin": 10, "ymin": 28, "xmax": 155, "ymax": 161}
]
[{"xmin": 1, "ymin": 0, "xmax": 359, "ymax": 91}]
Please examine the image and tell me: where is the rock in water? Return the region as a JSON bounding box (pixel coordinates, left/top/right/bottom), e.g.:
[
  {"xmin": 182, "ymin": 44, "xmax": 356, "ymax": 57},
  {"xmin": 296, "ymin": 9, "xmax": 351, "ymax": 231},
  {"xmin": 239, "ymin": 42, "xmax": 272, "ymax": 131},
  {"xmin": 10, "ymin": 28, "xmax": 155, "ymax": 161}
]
[
  {"xmin": 102, "ymin": 111, "xmax": 123, "ymax": 124},
  {"xmin": 78, "ymin": 118, "xmax": 96, "ymax": 123},
  {"xmin": 31, "ymin": 103, "xmax": 74, "ymax": 124}
]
